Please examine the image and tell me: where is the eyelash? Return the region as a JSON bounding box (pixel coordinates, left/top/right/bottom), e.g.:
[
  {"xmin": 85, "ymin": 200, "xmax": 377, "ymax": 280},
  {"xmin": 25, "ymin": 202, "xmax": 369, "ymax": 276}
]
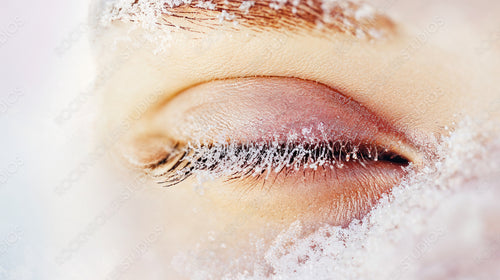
[{"xmin": 147, "ymin": 140, "xmax": 409, "ymax": 187}]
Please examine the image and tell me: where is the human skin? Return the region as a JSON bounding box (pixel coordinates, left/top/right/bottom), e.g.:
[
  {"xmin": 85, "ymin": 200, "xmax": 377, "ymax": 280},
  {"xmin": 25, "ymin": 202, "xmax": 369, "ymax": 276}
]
[{"xmin": 92, "ymin": 0, "xmax": 500, "ymax": 278}]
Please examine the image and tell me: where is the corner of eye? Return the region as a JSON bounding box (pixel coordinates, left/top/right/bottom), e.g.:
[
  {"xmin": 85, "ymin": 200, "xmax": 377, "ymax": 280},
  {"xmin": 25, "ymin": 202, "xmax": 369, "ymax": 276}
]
[{"xmin": 118, "ymin": 133, "xmax": 175, "ymax": 168}]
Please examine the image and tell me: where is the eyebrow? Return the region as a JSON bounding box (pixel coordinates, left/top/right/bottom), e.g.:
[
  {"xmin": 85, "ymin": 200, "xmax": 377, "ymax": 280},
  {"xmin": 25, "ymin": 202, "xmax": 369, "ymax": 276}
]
[{"xmin": 101, "ymin": 0, "xmax": 396, "ymax": 40}]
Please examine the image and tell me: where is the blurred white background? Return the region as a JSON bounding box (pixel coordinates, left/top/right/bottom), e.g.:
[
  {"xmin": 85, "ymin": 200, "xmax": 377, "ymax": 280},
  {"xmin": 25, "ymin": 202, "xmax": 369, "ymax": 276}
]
[{"xmin": 1, "ymin": 1, "xmax": 95, "ymax": 278}]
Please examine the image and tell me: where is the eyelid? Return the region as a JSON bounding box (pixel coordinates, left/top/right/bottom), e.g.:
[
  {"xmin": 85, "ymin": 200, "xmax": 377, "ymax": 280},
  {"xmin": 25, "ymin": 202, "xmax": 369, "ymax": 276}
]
[
  {"xmin": 117, "ymin": 76, "xmax": 422, "ymax": 226},
  {"xmin": 99, "ymin": 22, "xmax": 451, "ymax": 141},
  {"xmin": 145, "ymin": 77, "xmax": 422, "ymax": 166}
]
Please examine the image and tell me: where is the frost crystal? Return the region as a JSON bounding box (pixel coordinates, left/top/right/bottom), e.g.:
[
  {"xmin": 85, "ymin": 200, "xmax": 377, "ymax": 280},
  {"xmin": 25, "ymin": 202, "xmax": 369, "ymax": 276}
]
[{"xmin": 238, "ymin": 0, "xmax": 255, "ymax": 14}]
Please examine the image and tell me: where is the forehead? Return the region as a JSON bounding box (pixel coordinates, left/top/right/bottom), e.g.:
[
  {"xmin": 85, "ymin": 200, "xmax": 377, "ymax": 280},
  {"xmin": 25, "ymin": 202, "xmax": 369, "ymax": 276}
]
[{"xmin": 95, "ymin": 0, "xmax": 396, "ymax": 40}]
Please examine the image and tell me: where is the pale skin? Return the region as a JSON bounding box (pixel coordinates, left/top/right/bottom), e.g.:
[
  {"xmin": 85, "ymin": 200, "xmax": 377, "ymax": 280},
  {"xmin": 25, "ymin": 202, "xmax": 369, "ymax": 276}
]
[{"xmin": 93, "ymin": 0, "xmax": 500, "ymax": 278}]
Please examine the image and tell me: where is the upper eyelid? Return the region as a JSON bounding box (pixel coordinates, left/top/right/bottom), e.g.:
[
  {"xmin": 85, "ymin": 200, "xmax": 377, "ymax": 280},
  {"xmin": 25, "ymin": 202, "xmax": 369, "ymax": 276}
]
[{"xmin": 140, "ymin": 76, "xmax": 424, "ymax": 168}]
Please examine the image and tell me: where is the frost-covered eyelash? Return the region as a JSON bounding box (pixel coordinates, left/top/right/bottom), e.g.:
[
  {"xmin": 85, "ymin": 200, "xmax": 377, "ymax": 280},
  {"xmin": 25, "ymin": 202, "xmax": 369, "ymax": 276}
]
[{"xmin": 147, "ymin": 140, "xmax": 409, "ymax": 187}]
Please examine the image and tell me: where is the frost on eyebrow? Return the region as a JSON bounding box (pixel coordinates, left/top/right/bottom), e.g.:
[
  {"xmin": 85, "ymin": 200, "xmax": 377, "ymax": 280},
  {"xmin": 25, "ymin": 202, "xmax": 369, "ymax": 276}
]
[{"xmin": 98, "ymin": 0, "xmax": 396, "ymax": 40}]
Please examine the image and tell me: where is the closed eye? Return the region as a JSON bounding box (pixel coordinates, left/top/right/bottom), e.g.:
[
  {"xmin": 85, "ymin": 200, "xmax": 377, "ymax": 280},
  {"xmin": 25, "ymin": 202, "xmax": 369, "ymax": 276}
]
[
  {"xmin": 121, "ymin": 77, "xmax": 420, "ymax": 226},
  {"xmin": 97, "ymin": 0, "xmax": 434, "ymax": 227}
]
